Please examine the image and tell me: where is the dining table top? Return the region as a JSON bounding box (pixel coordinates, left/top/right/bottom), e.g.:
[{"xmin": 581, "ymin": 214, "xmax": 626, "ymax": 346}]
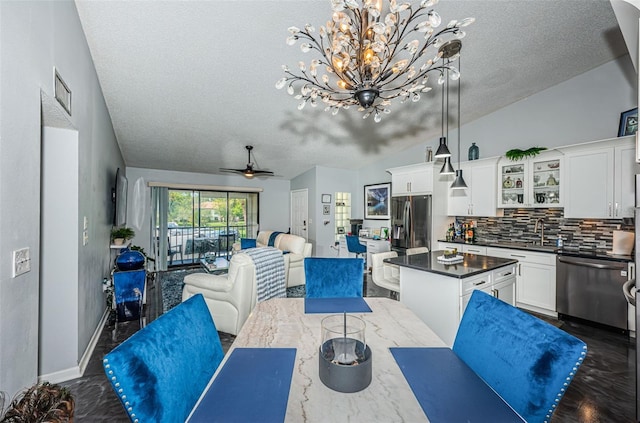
[{"xmin": 188, "ymin": 297, "xmax": 448, "ymax": 422}]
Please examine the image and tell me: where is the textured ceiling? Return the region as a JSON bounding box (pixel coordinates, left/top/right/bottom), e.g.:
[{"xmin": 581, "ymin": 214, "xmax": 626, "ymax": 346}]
[{"xmin": 74, "ymin": 0, "xmax": 628, "ymax": 180}]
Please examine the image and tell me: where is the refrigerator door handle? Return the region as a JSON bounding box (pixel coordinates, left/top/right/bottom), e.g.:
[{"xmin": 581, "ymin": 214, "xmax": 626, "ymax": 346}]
[{"xmin": 404, "ymin": 200, "xmax": 411, "ymax": 247}]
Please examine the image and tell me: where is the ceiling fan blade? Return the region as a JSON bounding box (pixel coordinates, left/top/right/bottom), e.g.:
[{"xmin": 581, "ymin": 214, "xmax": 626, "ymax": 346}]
[
  {"xmin": 221, "ymin": 146, "xmax": 274, "ymax": 177},
  {"xmin": 252, "ymin": 170, "xmax": 274, "ymax": 175},
  {"xmin": 219, "ymin": 168, "xmax": 248, "ymax": 173}
]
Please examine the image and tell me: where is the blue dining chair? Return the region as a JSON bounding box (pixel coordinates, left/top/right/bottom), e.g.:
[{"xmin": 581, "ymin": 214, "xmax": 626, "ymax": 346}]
[
  {"xmin": 453, "ymin": 290, "xmax": 587, "ymax": 423},
  {"xmin": 103, "ymin": 294, "xmax": 224, "ymax": 423},
  {"xmin": 345, "ymin": 235, "xmax": 367, "ymax": 260},
  {"xmin": 304, "ymin": 257, "xmax": 364, "ymax": 298}
]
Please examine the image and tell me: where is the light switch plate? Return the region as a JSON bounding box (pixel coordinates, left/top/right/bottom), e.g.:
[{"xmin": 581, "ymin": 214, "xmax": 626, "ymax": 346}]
[{"xmin": 12, "ymin": 247, "xmax": 30, "ymax": 277}]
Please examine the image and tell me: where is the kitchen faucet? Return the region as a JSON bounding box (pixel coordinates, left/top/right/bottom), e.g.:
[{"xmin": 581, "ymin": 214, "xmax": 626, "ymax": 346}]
[{"xmin": 534, "ymin": 218, "xmax": 545, "ymax": 245}]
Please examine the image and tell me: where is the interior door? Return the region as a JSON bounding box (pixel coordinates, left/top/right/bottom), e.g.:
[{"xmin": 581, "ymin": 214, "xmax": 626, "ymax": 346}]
[{"xmin": 290, "ymin": 189, "xmax": 308, "ymax": 240}]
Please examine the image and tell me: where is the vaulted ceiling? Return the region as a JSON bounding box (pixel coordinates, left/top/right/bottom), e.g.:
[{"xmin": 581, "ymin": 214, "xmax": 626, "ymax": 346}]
[{"xmin": 75, "ymin": 0, "xmax": 628, "ymax": 179}]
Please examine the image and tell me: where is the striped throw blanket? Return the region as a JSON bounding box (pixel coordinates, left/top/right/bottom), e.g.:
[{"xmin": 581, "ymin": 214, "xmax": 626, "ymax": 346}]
[{"xmin": 243, "ymin": 247, "xmax": 286, "ymax": 302}]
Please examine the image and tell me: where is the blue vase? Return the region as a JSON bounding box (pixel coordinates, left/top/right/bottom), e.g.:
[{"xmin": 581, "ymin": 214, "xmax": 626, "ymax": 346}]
[
  {"xmin": 116, "ymin": 250, "xmax": 145, "ymax": 271},
  {"xmin": 468, "ymin": 142, "xmax": 479, "ymax": 160}
]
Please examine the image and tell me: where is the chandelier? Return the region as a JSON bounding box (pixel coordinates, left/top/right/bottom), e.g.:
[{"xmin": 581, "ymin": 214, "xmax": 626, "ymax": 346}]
[{"xmin": 276, "ymin": 0, "xmax": 473, "ymax": 122}]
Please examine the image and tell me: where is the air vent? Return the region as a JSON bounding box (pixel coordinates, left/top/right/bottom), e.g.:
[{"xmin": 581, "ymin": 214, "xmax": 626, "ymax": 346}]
[{"xmin": 54, "ymin": 68, "xmax": 71, "ymax": 116}]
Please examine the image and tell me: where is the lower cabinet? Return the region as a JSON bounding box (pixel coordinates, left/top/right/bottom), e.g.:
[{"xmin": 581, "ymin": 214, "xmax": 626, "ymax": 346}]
[
  {"xmin": 459, "ymin": 265, "xmax": 516, "ymax": 315},
  {"xmin": 437, "ymin": 242, "xmax": 486, "ymax": 255},
  {"xmin": 400, "ymin": 264, "xmax": 516, "ymax": 346},
  {"xmin": 486, "ymin": 247, "xmax": 557, "ymax": 316}
]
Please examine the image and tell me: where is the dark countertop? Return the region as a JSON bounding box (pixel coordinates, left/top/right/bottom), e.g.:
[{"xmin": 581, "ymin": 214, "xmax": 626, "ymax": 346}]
[
  {"xmin": 385, "ymin": 250, "xmax": 518, "ymax": 279},
  {"xmin": 437, "ymin": 239, "xmax": 634, "ymax": 263}
]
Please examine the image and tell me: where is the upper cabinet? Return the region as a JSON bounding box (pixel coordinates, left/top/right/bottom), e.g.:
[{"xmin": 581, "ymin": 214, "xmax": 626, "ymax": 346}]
[
  {"xmin": 561, "ymin": 136, "xmax": 637, "ymax": 219},
  {"xmin": 497, "ymin": 151, "xmax": 564, "ymax": 208},
  {"xmin": 387, "ymin": 163, "xmax": 433, "ymax": 197},
  {"xmin": 447, "ymin": 157, "xmax": 502, "ymax": 217}
]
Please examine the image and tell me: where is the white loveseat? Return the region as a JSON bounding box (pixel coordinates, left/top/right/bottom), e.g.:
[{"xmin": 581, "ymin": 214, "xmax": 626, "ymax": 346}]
[
  {"xmin": 182, "ymin": 252, "xmax": 289, "ymax": 335},
  {"xmin": 235, "ymin": 231, "xmax": 312, "ymax": 287}
]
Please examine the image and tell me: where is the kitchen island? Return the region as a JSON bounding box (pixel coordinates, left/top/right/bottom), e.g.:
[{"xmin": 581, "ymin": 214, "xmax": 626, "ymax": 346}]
[{"xmin": 385, "ymin": 251, "xmax": 518, "ymax": 346}]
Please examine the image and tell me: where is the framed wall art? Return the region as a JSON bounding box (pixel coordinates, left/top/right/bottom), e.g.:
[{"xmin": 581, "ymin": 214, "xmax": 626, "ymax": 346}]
[
  {"xmin": 364, "ymin": 182, "xmax": 391, "ymax": 220},
  {"xmin": 323, "ymin": 204, "xmax": 330, "ymax": 215},
  {"xmin": 618, "ymin": 107, "xmax": 638, "ymax": 137},
  {"xmin": 321, "ymin": 194, "xmax": 331, "ymax": 203}
]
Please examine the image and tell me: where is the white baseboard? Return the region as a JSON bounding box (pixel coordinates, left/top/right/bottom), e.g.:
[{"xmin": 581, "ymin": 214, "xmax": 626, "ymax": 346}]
[{"xmin": 38, "ymin": 307, "xmax": 110, "ymax": 384}]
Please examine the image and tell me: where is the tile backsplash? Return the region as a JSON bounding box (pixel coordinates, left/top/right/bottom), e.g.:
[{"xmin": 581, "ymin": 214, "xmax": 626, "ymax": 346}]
[{"xmin": 457, "ymin": 209, "xmax": 634, "ymax": 251}]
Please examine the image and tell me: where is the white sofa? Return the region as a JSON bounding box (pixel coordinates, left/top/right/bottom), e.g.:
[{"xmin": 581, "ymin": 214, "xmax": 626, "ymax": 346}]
[
  {"xmin": 182, "ymin": 252, "xmax": 289, "ymax": 335},
  {"xmin": 235, "ymin": 231, "xmax": 312, "ymax": 287}
]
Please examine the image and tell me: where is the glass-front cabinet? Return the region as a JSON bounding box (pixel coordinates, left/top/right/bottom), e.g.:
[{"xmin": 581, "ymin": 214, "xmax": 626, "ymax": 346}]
[{"xmin": 498, "ymin": 153, "xmax": 563, "ymax": 208}]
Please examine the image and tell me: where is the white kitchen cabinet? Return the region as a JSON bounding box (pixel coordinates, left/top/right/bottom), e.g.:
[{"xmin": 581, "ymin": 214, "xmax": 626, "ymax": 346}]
[
  {"xmin": 438, "ymin": 242, "xmax": 486, "ymax": 255},
  {"xmin": 486, "ymin": 247, "xmax": 556, "ymax": 316},
  {"xmin": 386, "ymin": 163, "xmax": 433, "ymax": 196},
  {"xmin": 447, "ymin": 157, "xmax": 501, "ymax": 217},
  {"xmin": 460, "ymin": 265, "xmax": 516, "ymax": 313},
  {"xmin": 614, "ymin": 142, "xmax": 636, "ymax": 218},
  {"xmin": 562, "ymin": 136, "xmax": 638, "ymax": 219},
  {"xmin": 400, "ymin": 263, "xmax": 516, "ymax": 346},
  {"xmin": 497, "ymin": 152, "xmax": 564, "ymax": 208}
]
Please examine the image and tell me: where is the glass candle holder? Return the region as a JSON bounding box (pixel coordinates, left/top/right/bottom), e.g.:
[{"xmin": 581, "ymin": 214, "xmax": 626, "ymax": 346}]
[
  {"xmin": 319, "ymin": 313, "xmax": 372, "ymax": 392},
  {"xmin": 320, "ymin": 313, "xmax": 366, "ymax": 365}
]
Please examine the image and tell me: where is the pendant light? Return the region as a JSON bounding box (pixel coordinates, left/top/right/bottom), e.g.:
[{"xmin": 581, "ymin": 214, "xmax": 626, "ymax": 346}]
[
  {"xmin": 435, "ymin": 55, "xmax": 452, "ymax": 161},
  {"xmin": 451, "ymin": 55, "xmax": 468, "ymax": 190}
]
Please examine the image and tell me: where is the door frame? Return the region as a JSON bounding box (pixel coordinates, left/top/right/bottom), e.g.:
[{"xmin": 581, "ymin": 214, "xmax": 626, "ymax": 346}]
[{"xmin": 290, "ymin": 189, "xmax": 308, "ymax": 241}]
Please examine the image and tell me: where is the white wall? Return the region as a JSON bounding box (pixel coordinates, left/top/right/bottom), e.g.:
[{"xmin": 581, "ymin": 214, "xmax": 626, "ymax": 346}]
[
  {"xmin": 291, "ymin": 166, "xmax": 361, "ymax": 257},
  {"xmin": 40, "ymin": 127, "xmax": 79, "ymax": 377},
  {"xmin": 125, "ymin": 167, "xmax": 291, "ymax": 254},
  {"xmin": 0, "ymin": 1, "xmax": 123, "ymax": 395}
]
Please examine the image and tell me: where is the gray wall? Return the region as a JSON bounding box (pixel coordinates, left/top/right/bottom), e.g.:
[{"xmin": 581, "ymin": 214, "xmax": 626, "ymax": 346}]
[
  {"xmin": 125, "ymin": 167, "xmax": 292, "ymax": 254},
  {"xmin": 0, "ymin": 1, "xmax": 123, "ymax": 395}
]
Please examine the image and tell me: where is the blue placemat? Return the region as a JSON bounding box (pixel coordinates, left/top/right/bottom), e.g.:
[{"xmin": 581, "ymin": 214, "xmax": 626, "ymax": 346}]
[
  {"xmin": 189, "ymin": 348, "xmax": 296, "ymax": 423},
  {"xmin": 390, "ymin": 347, "xmax": 525, "ymax": 423},
  {"xmin": 304, "ymin": 297, "xmax": 372, "ymax": 313}
]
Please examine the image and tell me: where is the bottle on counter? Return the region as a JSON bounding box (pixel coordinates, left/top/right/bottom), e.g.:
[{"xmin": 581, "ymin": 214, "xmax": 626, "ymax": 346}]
[{"xmin": 556, "ymin": 234, "xmax": 563, "ymax": 248}]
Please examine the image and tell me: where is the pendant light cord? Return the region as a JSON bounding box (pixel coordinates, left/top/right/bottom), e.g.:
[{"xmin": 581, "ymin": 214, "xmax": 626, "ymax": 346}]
[
  {"xmin": 441, "ymin": 58, "xmax": 445, "ymax": 139},
  {"xmin": 457, "ymin": 56, "xmax": 461, "ymax": 169}
]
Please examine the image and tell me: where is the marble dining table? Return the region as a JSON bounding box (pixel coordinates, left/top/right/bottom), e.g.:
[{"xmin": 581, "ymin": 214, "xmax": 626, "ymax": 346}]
[{"xmin": 188, "ymin": 297, "xmax": 447, "ymax": 422}]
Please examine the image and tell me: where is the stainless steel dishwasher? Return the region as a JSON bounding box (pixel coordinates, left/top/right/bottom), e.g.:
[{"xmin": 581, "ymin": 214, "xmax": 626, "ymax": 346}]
[{"xmin": 557, "ymin": 255, "xmax": 629, "ymax": 331}]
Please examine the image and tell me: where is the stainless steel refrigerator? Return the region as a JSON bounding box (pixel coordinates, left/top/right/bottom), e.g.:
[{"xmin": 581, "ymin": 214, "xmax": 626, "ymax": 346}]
[{"xmin": 391, "ymin": 195, "xmax": 432, "ymax": 254}]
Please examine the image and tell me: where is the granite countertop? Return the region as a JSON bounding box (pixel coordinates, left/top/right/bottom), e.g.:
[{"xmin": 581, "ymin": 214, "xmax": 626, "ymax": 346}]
[
  {"xmin": 437, "ymin": 239, "xmax": 634, "ymax": 263},
  {"xmin": 385, "ymin": 250, "xmax": 518, "ymax": 279}
]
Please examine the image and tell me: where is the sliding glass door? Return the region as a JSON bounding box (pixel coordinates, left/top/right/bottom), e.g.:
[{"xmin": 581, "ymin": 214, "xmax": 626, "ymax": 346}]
[{"xmin": 163, "ymin": 189, "xmax": 259, "ymax": 267}]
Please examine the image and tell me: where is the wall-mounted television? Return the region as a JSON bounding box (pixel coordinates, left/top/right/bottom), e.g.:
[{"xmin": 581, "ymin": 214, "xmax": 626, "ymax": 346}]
[{"xmin": 112, "ymin": 167, "xmax": 128, "ymax": 226}]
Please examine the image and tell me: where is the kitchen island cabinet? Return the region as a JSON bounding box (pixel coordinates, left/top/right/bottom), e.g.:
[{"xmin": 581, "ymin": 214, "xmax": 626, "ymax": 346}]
[{"xmin": 386, "ymin": 251, "xmax": 517, "ymax": 346}]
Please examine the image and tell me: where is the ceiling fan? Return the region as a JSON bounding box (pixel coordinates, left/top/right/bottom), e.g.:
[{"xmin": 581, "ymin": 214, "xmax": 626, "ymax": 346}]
[{"xmin": 220, "ymin": 145, "xmax": 274, "ymax": 178}]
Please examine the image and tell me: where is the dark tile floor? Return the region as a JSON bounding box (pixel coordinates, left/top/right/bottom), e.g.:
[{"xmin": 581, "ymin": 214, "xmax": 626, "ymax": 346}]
[{"xmin": 61, "ymin": 270, "xmax": 636, "ymax": 422}]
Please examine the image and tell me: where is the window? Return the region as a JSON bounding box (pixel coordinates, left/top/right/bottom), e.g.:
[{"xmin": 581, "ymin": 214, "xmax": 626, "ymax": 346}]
[{"xmin": 161, "ymin": 189, "xmax": 259, "ymax": 267}]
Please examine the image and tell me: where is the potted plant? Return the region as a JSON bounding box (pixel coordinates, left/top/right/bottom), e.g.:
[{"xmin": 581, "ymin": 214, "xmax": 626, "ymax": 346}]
[
  {"xmin": 111, "ymin": 226, "xmax": 135, "ymax": 245},
  {"xmin": 1, "ymin": 381, "xmax": 74, "ymax": 422}
]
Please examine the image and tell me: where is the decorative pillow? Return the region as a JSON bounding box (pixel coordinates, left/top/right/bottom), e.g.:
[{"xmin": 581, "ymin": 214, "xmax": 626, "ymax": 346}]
[{"xmin": 240, "ymin": 238, "xmax": 257, "ymax": 249}]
